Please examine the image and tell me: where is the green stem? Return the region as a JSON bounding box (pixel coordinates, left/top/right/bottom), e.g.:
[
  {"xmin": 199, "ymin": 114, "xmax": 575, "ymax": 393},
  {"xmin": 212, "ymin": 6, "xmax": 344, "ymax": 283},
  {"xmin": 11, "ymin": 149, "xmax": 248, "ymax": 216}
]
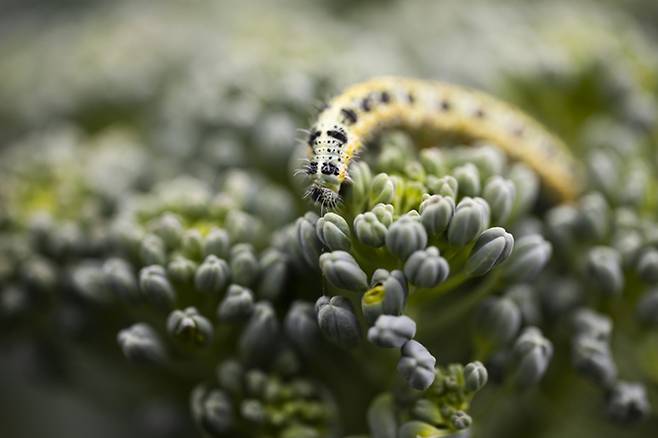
[
  {"xmin": 419, "ymin": 273, "xmax": 501, "ymax": 335},
  {"xmin": 350, "ymin": 241, "xmax": 399, "ymax": 276},
  {"xmin": 410, "ymin": 272, "xmax": 469, "ymax": 305}
]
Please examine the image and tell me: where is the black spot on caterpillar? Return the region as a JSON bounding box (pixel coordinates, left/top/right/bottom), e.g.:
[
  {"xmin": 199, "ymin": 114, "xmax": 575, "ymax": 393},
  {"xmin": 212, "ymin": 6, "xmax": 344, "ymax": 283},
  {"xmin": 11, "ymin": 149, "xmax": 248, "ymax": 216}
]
[
  {"xmin": 306, "ymin": 161, "xmax": 318, "ymax": 175},
  {"xmin": 308, "ymin": 129, "xmax": 321, "ymax": 146},
  {"xmin": 321, "ymin": 162, "xmax": 340, "ymax": 176},
  {"xmin": 340, "ymin": 108, "xmax": 358, "ymax": 125},
  {"xmin": 361, "ymin": 95, "xmax": 373, "ymax": 112},
  {"xmin": 327, "ymin": 129, "xmax": 348, "ymax": 145},
  {"xmin": 300, "ymin": 76, "xmax": 582, "ymax": 210}
]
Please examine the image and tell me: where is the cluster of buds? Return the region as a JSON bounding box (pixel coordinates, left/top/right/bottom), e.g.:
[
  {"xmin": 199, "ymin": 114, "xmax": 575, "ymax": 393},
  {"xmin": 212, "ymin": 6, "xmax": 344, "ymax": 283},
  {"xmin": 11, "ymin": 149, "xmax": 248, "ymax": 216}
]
[
  {"xmin": 192, "ymin": 361, "xmax": 336, "ymax": 437},
  {"xmin": 271, "ymin": 136, "xmax": 568, "ymax": 433}
]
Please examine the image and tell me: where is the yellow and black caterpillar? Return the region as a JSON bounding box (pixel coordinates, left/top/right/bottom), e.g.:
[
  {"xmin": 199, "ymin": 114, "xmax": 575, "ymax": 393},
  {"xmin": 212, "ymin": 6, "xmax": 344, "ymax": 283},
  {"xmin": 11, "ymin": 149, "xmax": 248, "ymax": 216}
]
[{"xmin": 302, "ymin": 77, "xmax": 581, "ymax": 209}]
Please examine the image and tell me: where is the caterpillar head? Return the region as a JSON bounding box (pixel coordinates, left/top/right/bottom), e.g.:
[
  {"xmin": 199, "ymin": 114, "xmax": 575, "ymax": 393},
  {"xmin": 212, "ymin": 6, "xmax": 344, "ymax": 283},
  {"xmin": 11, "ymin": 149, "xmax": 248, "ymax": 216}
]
[{"xmin": 306, "ymin": 184, "xmax": 342, "ymax": 210}]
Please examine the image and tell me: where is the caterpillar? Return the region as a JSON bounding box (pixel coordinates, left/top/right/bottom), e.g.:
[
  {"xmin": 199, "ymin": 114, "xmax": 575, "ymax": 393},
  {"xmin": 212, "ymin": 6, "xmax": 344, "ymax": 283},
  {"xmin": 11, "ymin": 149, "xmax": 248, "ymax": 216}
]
[{"xmin": 301, "ymin": 76, "xmax": 581, "ymax": 209}]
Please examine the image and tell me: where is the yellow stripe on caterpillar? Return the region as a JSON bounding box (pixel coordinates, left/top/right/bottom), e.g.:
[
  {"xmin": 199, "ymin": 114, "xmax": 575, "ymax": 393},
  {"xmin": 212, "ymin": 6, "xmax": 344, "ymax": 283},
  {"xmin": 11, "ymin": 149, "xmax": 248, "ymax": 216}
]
[{"xmin": 302, "ymin": 76, "xmax": 582, "ymax": 209}]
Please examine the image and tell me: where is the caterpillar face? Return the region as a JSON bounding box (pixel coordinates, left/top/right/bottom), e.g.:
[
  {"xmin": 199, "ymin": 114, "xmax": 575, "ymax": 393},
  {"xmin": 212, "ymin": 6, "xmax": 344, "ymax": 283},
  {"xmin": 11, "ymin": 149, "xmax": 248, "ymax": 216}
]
[
  {"xmin": 304, "ymin": 125, "xmax": 348, "ymax": 204},
  {"xmin": 301, "ymin": 76, "xmax": 582, "ymax": 210},
  {"xmin": 306, "ymin": 184, "xmax": 342, "ymax": 210}
]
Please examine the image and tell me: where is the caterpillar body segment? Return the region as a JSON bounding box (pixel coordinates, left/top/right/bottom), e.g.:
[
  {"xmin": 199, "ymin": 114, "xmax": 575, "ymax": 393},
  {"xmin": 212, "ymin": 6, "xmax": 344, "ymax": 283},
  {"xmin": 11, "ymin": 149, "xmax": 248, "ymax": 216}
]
[{"xmin": 303, "ymin": 77, "xmax": 581, "ymax": 209}]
